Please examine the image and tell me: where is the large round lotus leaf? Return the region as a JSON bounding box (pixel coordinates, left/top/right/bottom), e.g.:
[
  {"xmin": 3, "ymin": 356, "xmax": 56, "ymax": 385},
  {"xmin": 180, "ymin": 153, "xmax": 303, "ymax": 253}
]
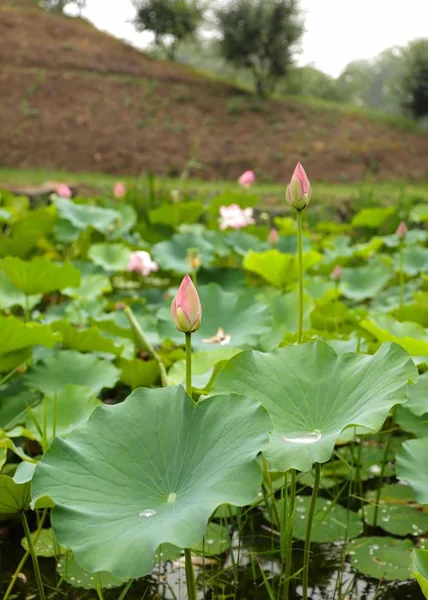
[
  {"xmin": 149, "ymin": 201, "xmax": 204, "ymax": 228},
  {"xmin": 88, "ymin": 244, "xmax": 131, "ymax": 272},
  {"xmin": 223, "ymin": 231, "xmax": 267, "ymax": 256},
  {"xmin": 396, "ymin": 246, "xmax": 428, "ymax": 276},
  {"xmin": 0, "ymin": 271, "xmax": 41, "ymax": 310},
  {"xmin": 396, "ymin": 439, "xmax": 428, "ymax": 504},
  {"xmin": 396, "ymin": 406, "xmax": 428, "ymax": 438},
  {"xmin": 24, "ymin": 350, "xmax": 120, "ymax": 396},
  {"xmin": 411, "ymin": 204, "xmax": 428, "ymax": 224},
  {"xmin": 152, "ymin": 233, "xmax": 216, "ymax": 274},
  {"xmin": 351, "ymin": 207, "xmax": 396, "ymax": 228},
  {"xmin": 260, "ymin": 291, "xmax": 314, "ymax": 350},
  {"xmin": 361, "ymin": 315, "xmax": 428, "ymax": 356},
  {"xmin": 365, "ymin": 483, "xmax": 416, "ymax": 506},
  {"xmin": 168, "ymin": 348, "xmax": 241, "ymax": 394},
  {"xmin": 0, "ymin": 475, "xmax": 31, "ymax": 513},
  {"xmin": 212, "ymin": 340, "xmax": 417, "ymax": 472},
  {"xmin": 57, "ymin": 553, "xmax": 128, "ymax": 590},
  {"xmin": 51, "ymin": 320, "xmax": 123, "ymax": 356},
  {"xmin": 0, "ymin": 380, "xmax": 38, "ymax": 430},
  {"xmin": 192, "ymin": 522, "xmax": 230, "ymax": 556},
  {"xmin": 404, "ymin": 372, "xmax": 428, "ymax": 416},
  {"xmin": 364, "ymin": 503, "xmax": 428, "ymax": 537},
  {"xmin": 268, "ymin": 495, "xmax": 363, "ymax": 542},
  {"xmin": 340, "ymin": 263, "xmax": 392, "ymax": 301},
  {"xmin": 243, "ymin": 250, "xmax": 322, "ymax": 289},
  {"xmin": 117, "ymin": 357, "xmax": 160, "ymax": 389},
  {"xmin": 26, "ymin": 384, "xmax": 101, "ymax": 447},
  {"xmin": 0, "ymin": 316, "xmax": 59, "ymax": 356},
  {"xmin": 0, "ymin": 257, "xmax": 80, "ymax": 295},
  {"xmin": 53, "ymin": 197, "xmax": 121, "ymax": 233},
  {"xmin": 31, "ymin": 386, "xmax": 271, "ymax": 578},
  {"xmin": 64, "ymin": 274, "xmax": 112, "ymax": 300},
  {"xmin": 21, "ymin": 528, "xmax": 60, "ymax": 558},
  {"xmin": 158, "ymin": 284, "xmax": 271, "ymax": 351},
  {"xmin": 412, "ymin": 550, "xmax": 428, "ymax": 598},
  {"xmin": 347, "ymin": 536, "xmax": 414, "ymax": 581}
]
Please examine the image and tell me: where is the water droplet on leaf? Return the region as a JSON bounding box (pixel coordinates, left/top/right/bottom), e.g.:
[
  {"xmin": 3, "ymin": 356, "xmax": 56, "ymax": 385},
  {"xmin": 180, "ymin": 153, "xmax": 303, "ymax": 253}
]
[
  {"xmin": 282, "ymin": 430, "xmax": 322, "ymax": 444},
  {"xmin": 139, "ymin": 509, "xmax": 156, "ymax": 518}
]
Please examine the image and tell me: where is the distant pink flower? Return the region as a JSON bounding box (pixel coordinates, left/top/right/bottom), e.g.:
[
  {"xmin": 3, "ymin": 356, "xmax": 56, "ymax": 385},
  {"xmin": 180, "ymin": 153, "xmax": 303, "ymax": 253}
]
[
  {"xmin": 396, "ymin": 221, "xmax": 407, "ymax": 239},
  {"xmin": 219, "ymin": 204, "xmax": 255, "ymax": 230},
  {"xmin": 332, "ymin": 265, "xmax": 342, "ymax": 281},
  {"xmin": 127, "ymin": 251, "xmax": 159, "ymax": 276},
  {"xmin": 286, "ymin": 162, "xmax": 311, "ymax": 210},
  {"xmin": 238, "ymin": 170, "xmax": 256, "ymax": 189},
  {"xmin": 57, "ymin": 184, "xmax": 72, "ymax": 198},
  {"xmin": 268, "ymin": 228, "xmax": 279, "ymax": 245},
  {"xmin": 113, "ymin": 182, "xmax": 126, "ymax": 198}
]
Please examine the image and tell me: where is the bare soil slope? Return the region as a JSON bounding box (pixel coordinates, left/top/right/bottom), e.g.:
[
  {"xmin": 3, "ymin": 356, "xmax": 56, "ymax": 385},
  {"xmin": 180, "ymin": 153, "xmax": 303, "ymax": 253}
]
[{"xmin": 1, "ymin": 0, "xmax": 428, "ymax": 182}]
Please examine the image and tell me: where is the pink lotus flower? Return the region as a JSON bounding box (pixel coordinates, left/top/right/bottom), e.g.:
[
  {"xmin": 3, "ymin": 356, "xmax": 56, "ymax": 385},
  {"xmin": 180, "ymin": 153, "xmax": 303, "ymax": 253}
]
[
  {"xmin": 113, "ymin": 182, "xmax": 126, "ymax": 198},
  {"xmin": 238, "ymin": 170, "xmax": 256, "ymax": 189},
  {"xmin": 286, "ymin": 162, "xmax": 311, "ymax": 210},
  {"xmin": 268, "ymin": 228, "xmax": 279, "ymax": 245},
  {"xmin": 127, "ymin": 251, "xmax": 159, "ymax": 276},
  {"xmin": 396, "ymin": 221, "xmax": 407, "ymax": 239},
  {"xmin": 332, "ymin": 265, "xmax": 342, "ymax": 281},
  {"xmin": 171, "ymin": 274, "xmax": 202, "ymax": 333},
  {"xmin": 57, "ymin": 184, "xmax": 72, "ymax": 198},
  {"xmin": 219, "ymin": 204, "xmax": 255, "ymax": 230}
]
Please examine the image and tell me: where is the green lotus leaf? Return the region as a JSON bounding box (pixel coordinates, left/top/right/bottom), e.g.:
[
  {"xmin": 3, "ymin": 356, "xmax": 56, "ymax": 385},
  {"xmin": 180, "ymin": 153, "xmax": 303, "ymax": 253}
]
[
  {"xmin": 351, "ymin": 206, "xmax": 395, "ymax": 228},
  {"xmin": 400, "ymin": 301, "xmax": 428, "ymax": 328},
  {"xmin": 395, "ymin": 246, "xmax": 428, "ymax": 276},
  {"xmin": 335, "ymin": 443, "xmax": 395, "ymax": 481},
  {"xmin": 64, "ymin": 274, "xmax": 112, "ymax": 300},
  {"xmin": 158, "ymin": 284, "xmax": 271, "ymax": 351},
  {"xmin": 361, "ymin": 315, "xmax": 428, "ymax": 356},
  {"xmin": 192, "ymin": 522, "xmax": 230, "ymax": 556},
  {"xmin": 340, "ymin": 263, "xmax": 392, "ymax": 301},
  {"xmin": 405, "ymin": 372, "xmax": 428, "ymax": 416},
  {"xmin": 57, "ymin": 552, "xmax": 128, "ymax": 590},
  {"xmin": 211, "ymin": 340, "xmax": 418, "ymax": 472},
  {"xmin": 365, "ymin": 483, "xmax": 416, "ymax": 505},
  {"xmin": 26, "ymin": 384, "xmax": 101, "ymax": 447},
  {"xmin": 149, "ymin": 201, "xmax": 204, "ymax": 228},
  {"xmin": 31, "ymin": 386, "xmax": 271, "ymax": 578},
  {"xmin": 396, "ymin": 439, "xmax": 428, "ymax": 504},
  {"xmin": 276, "ymin": 234, "xmax": 312, "ymax": 254},
  {"xmin": 0, "ymin": 380, "xmax": 38, "ymax": 430},
  {"xmin": 88, "ymin": 244, "xmax": 131, "ymax": 272},
  {"xmin": 53, "ymin": 197, "xmax": 121, "ymax": 233},
  {"xmin": 0, "ymin": 316, "xmax": 59, "ymax": 356},
  {"xmin": 0, "ymin": 257, "xmax": 81, "ymax": 295},
  {"xmin": 0, "ymin": 475, "xmax": 31, "ymax": 514},
  {"xmin": 13, "ymin": 461, "xmax": 38, "ymax": 484},
  {"xmin": 364, "ymin": 502, "xmax": 428, "ymax": 537},
  {"xmin": 21, "ymin": 528, "xmax": 62, "ymax": 558},
  {"xmin": 410, "ymin": 204, "xmax": 428, "ymax": 223},
  {"xmin": 260, "ymin": 290, "xmax": 314, "ymax": 350},
  {"xmin": 0, "ymin": 271, "xmax": 41, "ymax": 310},
  {"xmin": 117, "ymin": 357, "xmax": 160, "ymax": 389},
  {"xmin": 153, "ymin": 232, "xmax": 216, "ymax": 274},
  {"xmin": 223, "ymin": 231, "xmax": 267, "ymax": 256},
  {"xmin": 347, "ymin": 536, "xmax": 413, "ymax": 581},
  {"xmin": 0, "ymin": 206, "xmax": 57, "ymax": 258},
  {"xmin": 51, "ymin": 320, "xmax": 123, "ymax": 356},
  {"xmin": 243, "ymin": 250, "xmax": 322, "ymax": 289},
  {"xmin": 168, "ymin": 347, "xmax": 241, "ymax": 393},
  {"xmin": 396, "ymin": 406, "xmax": 428, "ymax": 438},
  {"xmin": 24, "ymin": 350, "xmax": 120, "ymax": 396},
  {"xmin": 292, "ymin": 496, "xmax": 362, "ymax": 542},
  {"xmin": 412, "ymin": 549, "xmax": 428, "ymax": 598}
]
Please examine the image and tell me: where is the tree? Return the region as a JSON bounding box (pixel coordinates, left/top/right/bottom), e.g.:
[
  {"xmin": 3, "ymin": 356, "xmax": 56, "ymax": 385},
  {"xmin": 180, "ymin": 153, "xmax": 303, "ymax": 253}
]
[
  {"xmin": 132, "ymin": 0, "xmax": 204, "ymax": 60},
  {"xmin": 216, "ymin": 0, "xmax": 303, "ymax": 98},
  {"xmin": 402, "ymin": 39, "xmax": 428, "ymax": 119},
  {"xmin": 40, "ymin": 0, "xmax": 86, "ymax": 13}
]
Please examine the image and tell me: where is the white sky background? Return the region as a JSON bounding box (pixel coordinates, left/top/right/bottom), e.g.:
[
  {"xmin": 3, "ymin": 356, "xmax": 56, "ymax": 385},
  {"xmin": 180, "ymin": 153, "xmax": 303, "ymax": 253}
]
[{"xmin": 73, "ymin": 0, "xmax": 428, "ymax": 77}]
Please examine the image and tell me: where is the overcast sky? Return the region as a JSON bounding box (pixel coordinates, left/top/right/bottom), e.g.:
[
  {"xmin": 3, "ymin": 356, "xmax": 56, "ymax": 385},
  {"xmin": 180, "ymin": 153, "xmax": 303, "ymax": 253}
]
[{"xmin": 76, "ymin": 0, "xmax": 428, "ymax": 77}]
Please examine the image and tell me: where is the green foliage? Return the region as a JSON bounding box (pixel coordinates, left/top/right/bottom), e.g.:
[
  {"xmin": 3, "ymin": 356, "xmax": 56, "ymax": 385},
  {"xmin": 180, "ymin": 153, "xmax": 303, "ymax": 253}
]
[
  {"xmin": 402, "ymin": 39, "xmax": 428, "ymax": 119},
  {"xmin": 216, "ymin": 0, "xmax": 303, "ymax": 98}
]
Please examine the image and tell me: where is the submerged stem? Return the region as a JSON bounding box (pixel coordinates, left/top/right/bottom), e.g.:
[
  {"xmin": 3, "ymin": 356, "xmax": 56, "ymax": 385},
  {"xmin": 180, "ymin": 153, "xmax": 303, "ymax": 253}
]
[
  {"xmin": 296, "ymin": 209, "xmax": 304, "ymax": 344},
  {"xmin": 302, "ymin": 463, "xmax": 321, "ymax": 600},
  {"xmin": 184, "ymin": 548, "xmax": 198, "ymax": 600},
  {"xmin": 20, "ymin": 511, "xmax": 46, "ymax": 600}
]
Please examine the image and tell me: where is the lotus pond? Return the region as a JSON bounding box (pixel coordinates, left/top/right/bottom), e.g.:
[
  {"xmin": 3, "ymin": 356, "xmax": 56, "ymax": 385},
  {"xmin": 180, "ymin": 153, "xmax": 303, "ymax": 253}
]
[{"xmin": 0, "ymin": 175, "xmax": 428, "ymax": 600}]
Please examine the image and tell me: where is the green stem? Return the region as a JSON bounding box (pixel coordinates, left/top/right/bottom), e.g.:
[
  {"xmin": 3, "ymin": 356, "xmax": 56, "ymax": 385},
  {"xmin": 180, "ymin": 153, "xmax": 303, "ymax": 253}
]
[
  {"xmin": 283, "ymin": 469, "xmax": 296, "ymax": 600},
  {"xmin": 184, "ymin": 548, "xmax": 198, "ymax": 600},
  {"xmin": 24, "ymin": 295, "xmax": 30, "ymax": 322},
  {"xmin": 296, "ymin": 209, "xmax": 304, "ymax": 344},
  {"xmin": 124, "ymin": 306, "xmax": 168, "ymax": 387},
  {"xmin": 302, "ymin": 463, "xmax": 321, "ymax": 600},
  {"xmin": 20, "ymin": 511, "xmax": 46, "ymax": 600},
  {"xmin": 373, "ymin": 412, "xmax": 395, "ymax": 527},
  {"xmin": 185, "ymin": 332, "xmax": 192, "ymax": 397},
  {"xmin": 398, "ymin": 242, "xmax": 404, "ymax": 320}
]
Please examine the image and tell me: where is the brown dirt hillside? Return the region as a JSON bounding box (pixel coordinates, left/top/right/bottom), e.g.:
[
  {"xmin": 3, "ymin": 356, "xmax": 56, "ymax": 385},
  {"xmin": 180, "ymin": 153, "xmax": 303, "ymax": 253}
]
[{"xmin": 1, "ymin": 0, "xmax": 428, "ymax": 182}]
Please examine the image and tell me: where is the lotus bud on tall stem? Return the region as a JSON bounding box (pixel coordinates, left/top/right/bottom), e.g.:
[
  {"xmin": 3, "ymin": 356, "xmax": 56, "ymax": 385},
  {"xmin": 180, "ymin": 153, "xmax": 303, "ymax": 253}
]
[
  {"xmin": 396, "ymin": 221, "xmax": 407, "ymax": 320},
  {"xmin": 172, "ymin": 274, "xmax": 202, "ymax": 600}
]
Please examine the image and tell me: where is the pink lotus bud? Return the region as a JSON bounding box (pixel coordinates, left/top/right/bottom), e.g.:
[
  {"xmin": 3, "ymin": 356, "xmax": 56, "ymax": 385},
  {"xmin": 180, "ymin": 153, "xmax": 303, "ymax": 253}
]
[
  {"xmin": 57, "ymin": 184, "xmax": 72, "ymax": 198},
  {"xmin": 286, "ymin": 162, "xmax": 311, "ymax": 210},
  {"xmin": 127, "ymin": 251, "xmax": 159, "ymax": 276},
  {"xmin": 113, "ymin": 182, "xmax": 126, "ymax": 198},
  {"xmin": 171, "ymin": 274, "xmax": 202, "ymax": 333},
  {"xmin": 219, "ymin": 204, "xmax": 255, "ymax": 230},
  {"xmin": 238, "ymin": 170, "xmax": 256, "ymax": 189},
  {"xmin": 332, "ymin": 265, "xmax": 342, "ymax": 281},
  {"xmin": 396, "ymin": 221, "xmax": 407, "ymax": 239},
  {"xmin": 268, "ymin": 228, "xmax": 279, "ymax": 245}
]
